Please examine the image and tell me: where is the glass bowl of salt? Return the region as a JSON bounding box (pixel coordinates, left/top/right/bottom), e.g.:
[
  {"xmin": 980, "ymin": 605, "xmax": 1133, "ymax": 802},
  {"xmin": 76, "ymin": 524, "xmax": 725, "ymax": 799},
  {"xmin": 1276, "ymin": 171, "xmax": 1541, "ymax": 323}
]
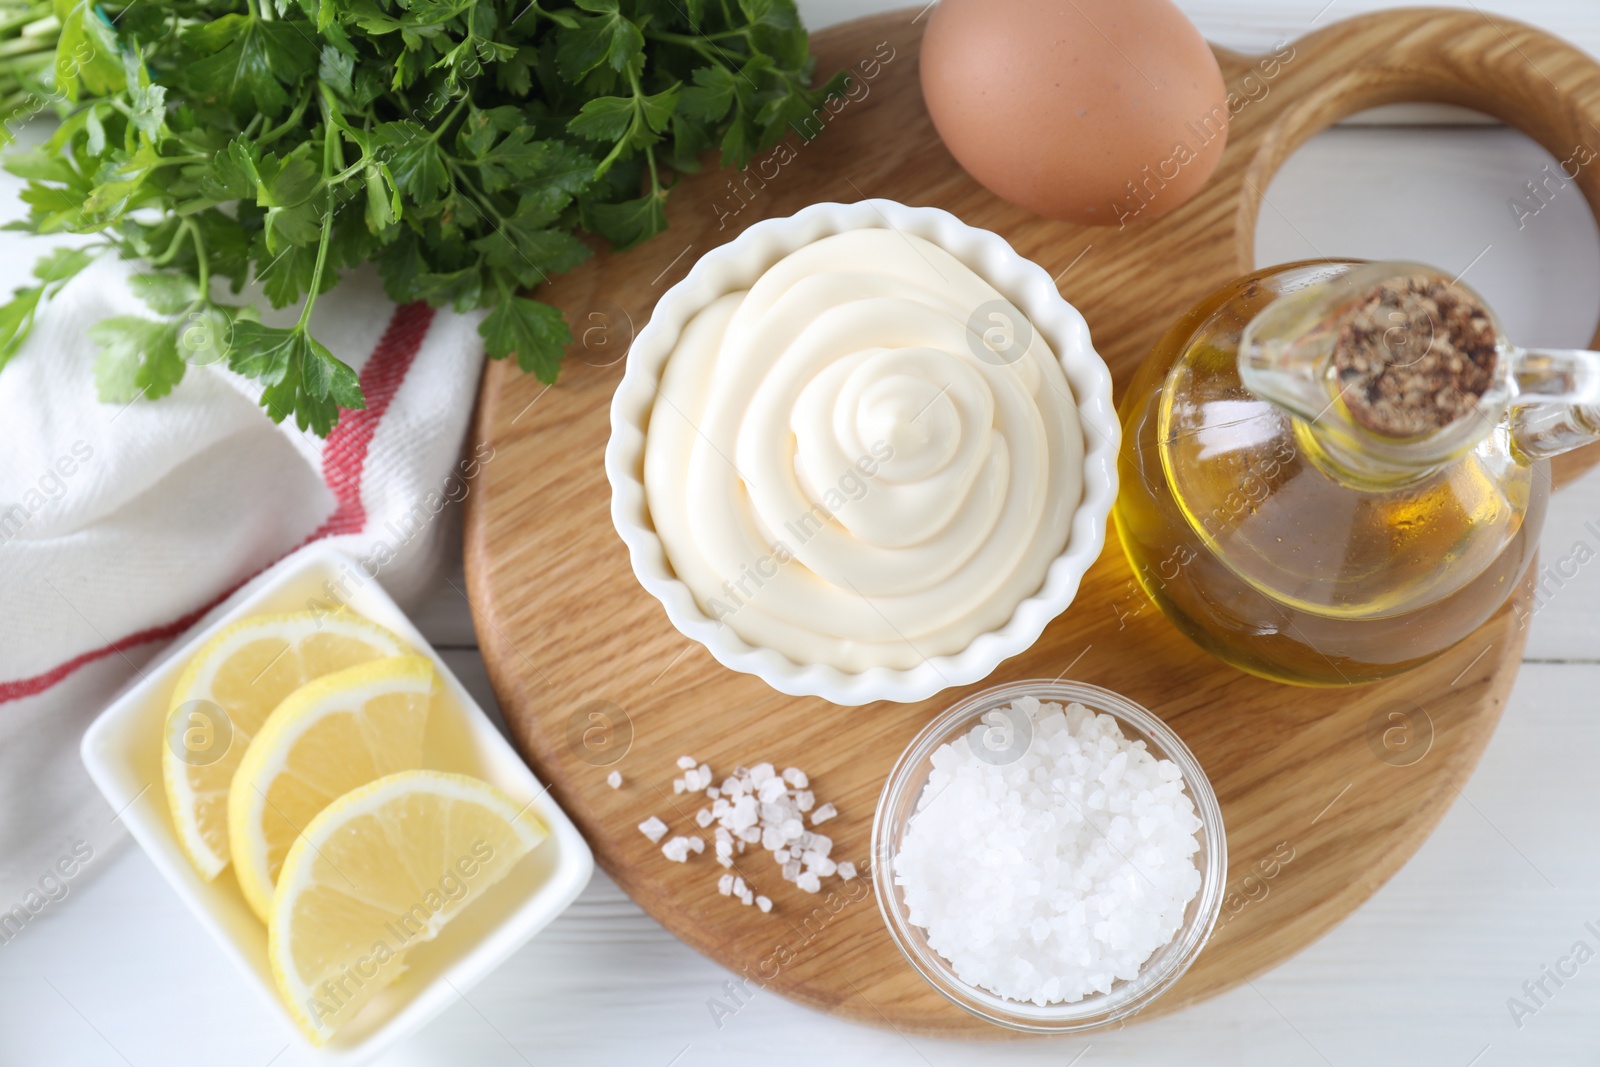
[{"xmin": 872, "ymin": 680, "xmax": 1226, "ymax": 1032}]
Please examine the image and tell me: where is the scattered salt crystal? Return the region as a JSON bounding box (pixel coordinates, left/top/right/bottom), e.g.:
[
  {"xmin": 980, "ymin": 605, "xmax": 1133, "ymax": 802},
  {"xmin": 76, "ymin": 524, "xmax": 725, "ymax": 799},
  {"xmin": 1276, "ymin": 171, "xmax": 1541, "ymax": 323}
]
[
  {"xmin": 893, "ymin": 697, "xmax": 1202, "ymax": 1007},
  {"xmin": 730, "ymin": 796, "xmax": 758, "ymax": 829},
  {"xmin": 606, "ymin": 770, "xmax": 623, "ymax": 789},
  {"xmin": 643, "ymin": 753, "xmax": 852, "ymax": 912},
  {"xmin": 837, "ymin": 862, "xmax": 857, "ymax": 880}
]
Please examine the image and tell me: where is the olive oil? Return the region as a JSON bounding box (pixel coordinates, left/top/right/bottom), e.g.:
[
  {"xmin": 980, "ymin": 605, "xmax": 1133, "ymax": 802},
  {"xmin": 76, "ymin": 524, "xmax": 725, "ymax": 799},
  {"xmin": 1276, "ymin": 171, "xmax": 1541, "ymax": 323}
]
[{"xmin": 1114, "ymin": 262, "xmax": 1546, "ymax": 686}]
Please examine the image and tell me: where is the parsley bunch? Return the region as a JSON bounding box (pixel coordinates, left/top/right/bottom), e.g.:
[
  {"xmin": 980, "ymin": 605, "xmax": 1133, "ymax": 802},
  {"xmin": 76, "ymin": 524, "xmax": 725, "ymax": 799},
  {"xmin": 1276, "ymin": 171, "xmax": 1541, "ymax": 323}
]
[{"xmin": 0, "ymin": 0, "xmax": 841, "ymax": 433}]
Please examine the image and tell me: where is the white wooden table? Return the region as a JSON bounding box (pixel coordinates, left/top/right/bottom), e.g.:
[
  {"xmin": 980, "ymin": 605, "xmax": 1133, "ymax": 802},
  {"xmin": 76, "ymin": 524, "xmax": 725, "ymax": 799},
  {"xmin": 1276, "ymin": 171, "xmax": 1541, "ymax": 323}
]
[{"xmin": 5, "ymin": 2, "xmax": 1600, "ymax": 1064}]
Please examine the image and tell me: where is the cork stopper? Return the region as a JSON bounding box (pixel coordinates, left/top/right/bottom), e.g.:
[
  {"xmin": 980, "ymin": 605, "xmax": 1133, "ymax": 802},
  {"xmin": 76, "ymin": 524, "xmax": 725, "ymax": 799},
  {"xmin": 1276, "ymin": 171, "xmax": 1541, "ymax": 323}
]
[{"xmin": 1330, "ymin": 274, "xmax": 1500, "ymax": 437}]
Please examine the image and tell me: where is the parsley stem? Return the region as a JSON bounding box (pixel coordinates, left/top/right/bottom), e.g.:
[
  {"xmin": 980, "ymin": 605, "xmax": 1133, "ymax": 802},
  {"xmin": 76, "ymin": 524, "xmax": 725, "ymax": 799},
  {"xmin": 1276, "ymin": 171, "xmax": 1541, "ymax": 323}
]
[
  {"xmin": 593, "ymin": 66, "xmax": 652, "ymax": 178},
  {"xmin": 188, "ymin": 220, "xmax": 208, "ymax": 300},
  {"xmin": 295, "ymin": 186, "xmax": 335, "ymax": 332},
  {"xmin": 447, "ymin": 160, "xmax": 507, "ymax": 224},
  {"xmin": 258, "ymin": 88, "xmax": 313, "ymax": 149},
  {"xmin": 147, "ymin": 221, "xmax": 189, "ymax": 267},
  {"xmin": 295, "ymin": 97, "xmax": 343, "ymax": 333},
  {"xmin": 427, "ymin": 96, "xmax": 469, "ymax": 144},
  {"xmin": 650, "ymin": 28, "xmax": 750, "ymax": 46},
  {"xmin": 329, "ymin": 158, "xmax": 365, "ymax": 184}
]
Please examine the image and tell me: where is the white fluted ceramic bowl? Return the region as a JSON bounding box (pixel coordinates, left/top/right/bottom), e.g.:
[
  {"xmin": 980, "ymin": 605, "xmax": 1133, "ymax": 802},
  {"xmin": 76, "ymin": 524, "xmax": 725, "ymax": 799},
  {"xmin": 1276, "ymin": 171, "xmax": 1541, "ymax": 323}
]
[{"xmin": 605, "ymin": 199, "xmax": 1119, "ymax": 706}]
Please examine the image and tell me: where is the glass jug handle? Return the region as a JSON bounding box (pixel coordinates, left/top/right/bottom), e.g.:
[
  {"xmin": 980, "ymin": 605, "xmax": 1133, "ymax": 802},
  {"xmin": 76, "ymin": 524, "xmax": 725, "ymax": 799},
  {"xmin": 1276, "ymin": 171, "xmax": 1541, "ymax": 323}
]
[{"xmin": 1507, "ymin": 345, "xmax": 1600, "ymax": 459}]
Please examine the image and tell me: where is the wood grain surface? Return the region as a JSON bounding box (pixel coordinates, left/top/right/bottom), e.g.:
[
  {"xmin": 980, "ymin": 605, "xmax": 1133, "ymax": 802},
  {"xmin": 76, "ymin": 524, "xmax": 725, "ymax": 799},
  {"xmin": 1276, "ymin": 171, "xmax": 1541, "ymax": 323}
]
[{"xmin": 462, "ymin": 6, "xmax": 1598, "ymax": 1035}]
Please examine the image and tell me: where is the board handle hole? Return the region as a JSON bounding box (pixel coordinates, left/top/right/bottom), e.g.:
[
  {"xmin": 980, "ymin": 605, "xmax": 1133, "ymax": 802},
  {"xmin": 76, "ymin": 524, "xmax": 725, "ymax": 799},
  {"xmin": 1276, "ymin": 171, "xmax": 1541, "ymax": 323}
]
[{"xmin": 1251, "ymin": 106, "xmax": 1600, "ymax": 355}]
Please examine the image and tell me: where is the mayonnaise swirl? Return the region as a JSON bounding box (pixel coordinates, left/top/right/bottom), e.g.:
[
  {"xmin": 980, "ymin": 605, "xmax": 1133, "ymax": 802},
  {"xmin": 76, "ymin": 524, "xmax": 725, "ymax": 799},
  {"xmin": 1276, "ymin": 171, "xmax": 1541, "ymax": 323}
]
[{"xmin": 644, "ymin": 228, "xmax": 1082, "ymax": 672}]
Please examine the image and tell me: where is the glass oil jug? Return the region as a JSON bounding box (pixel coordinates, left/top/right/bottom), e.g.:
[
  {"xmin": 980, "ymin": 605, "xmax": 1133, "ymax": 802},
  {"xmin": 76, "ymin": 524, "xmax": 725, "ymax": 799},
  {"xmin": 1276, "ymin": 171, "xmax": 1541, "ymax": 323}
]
[{"xmin": 1114, "ymin": 260, "xmax": 1600, "ymax": 686}]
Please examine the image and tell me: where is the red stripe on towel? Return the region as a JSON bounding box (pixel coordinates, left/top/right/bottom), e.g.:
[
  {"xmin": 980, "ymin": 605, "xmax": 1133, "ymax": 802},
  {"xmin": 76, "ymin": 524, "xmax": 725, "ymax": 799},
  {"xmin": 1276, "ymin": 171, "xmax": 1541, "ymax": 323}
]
[{"xmin": 307, "ymin": 302, "xmax": 436, "ymax": 540}]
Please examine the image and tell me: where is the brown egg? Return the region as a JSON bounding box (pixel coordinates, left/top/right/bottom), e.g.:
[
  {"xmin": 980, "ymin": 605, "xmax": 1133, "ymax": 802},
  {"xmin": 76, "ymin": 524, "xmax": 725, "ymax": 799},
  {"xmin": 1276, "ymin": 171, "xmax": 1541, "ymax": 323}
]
[{"xmin": 920, "ymin": 0, "xmax": 1230, "ymax": 226}]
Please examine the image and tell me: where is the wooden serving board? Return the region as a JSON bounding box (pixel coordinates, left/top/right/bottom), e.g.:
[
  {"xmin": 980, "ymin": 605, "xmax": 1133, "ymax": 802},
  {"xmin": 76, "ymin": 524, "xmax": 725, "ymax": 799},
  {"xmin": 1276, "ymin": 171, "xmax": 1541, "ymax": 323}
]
[{"xmin": 463, "ymin": 7, "xmax": 1600, "ymax": 1035}]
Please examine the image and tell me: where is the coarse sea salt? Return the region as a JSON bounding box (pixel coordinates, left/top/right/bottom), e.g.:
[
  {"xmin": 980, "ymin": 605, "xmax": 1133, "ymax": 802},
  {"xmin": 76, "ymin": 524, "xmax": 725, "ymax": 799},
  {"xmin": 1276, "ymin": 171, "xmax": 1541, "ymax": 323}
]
[
  {"xmin": 893, "ymin": 697, "xmax": 1203, "ymax": 1007},
  {"xmin": 637, "ymin": 754, "xmax": 855, "ymax": 913}
]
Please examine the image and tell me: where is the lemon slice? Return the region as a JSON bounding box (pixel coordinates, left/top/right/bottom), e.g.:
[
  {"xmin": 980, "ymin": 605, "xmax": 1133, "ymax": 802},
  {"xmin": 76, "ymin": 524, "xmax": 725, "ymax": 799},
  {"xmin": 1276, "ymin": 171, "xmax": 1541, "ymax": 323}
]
[
  {"xmin": 268, "ymin": 770, "xmax": 547, "ymax": 1043},
  {"xmin": 163, "ymin": 612, "xmax": 409, "ymax": 881},
  {"xmin": 229, "ymin": 655, "xmax": 437, "ymax": 922}
]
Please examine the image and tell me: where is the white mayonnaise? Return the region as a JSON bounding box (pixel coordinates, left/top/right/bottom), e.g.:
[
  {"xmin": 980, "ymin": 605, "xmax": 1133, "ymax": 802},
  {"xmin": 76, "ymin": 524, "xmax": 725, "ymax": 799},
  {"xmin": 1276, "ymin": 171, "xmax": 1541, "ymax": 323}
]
[{"xmin": 644, "ymin": 229, "xmax": 1083, "ymax": 672}]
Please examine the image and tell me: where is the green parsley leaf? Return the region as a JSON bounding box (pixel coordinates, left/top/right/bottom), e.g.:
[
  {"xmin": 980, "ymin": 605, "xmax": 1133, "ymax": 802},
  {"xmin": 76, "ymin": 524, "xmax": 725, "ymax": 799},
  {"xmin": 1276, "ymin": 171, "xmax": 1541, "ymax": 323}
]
[
  {"xmin": 480, "ymin": 293, "xmax": 570, "ymax": 381},
  {"xmin": 588, "ymin": 191, "xmax": 667, "ymax": 249},
  {"xmin": 556, "ymin": 2, "xmax": 644, "ymax": 81},
  {"xmin": 54, "ymin": 0, "xmax": 125, "ymax": 102},
  {"xmin": 678, "ymin": 65, "xmax": 736, "ymax": 121},
  {"xmin": 90, "ymin": 315, "xmax": 184, "ymax": 402},
  {"xmin": 185, "ymin": 16, "xmax": 318, "ymax": 118},
  {"xmin": 34, "ymin": 247, "xmax": 94, "ymax": 285},
  {"xmin": 129, "ymin": 272, "xmax": 202, "ymax": 315},
  {"xmin": 0, "ymin": 286, "xmax": 43, "ymax": 372},
  {"xmin": 566, "ymin": 95, "xmax": 633, "ymax": 142},
  {"xmin": 374, "ymin": 120, "xmax": 451, "ymax": 202},
  {"xmin": 0, "ymin": 247, "xmax": 92, "ymax": 372},
  {"xmin": 472, "ymin": 197, "xmax": 592, "ymax": 286},
  {"xmin": 228, "ymin": 319, "xmax": 364, "ymax": 435}
]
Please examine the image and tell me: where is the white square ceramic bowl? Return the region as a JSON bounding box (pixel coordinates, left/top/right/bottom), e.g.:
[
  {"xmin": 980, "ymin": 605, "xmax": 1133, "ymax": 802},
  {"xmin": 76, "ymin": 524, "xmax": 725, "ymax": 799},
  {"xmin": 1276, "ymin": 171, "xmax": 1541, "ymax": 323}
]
[
  {"xmin": 607, "ymin": 199, "xmax": 1120, "ymax": 706},
  {"xmin": 80, "ymin": 542, "xmax": 593, "ymax": 1063}
]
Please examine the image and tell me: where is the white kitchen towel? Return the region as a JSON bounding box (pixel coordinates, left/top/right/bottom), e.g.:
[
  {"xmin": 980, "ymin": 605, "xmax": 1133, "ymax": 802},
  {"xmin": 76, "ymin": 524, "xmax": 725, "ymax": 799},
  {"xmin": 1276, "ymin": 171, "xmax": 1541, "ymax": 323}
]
[{"xmin": 0, "ymin": 255, "xmax": 486, "ymax": 922}]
